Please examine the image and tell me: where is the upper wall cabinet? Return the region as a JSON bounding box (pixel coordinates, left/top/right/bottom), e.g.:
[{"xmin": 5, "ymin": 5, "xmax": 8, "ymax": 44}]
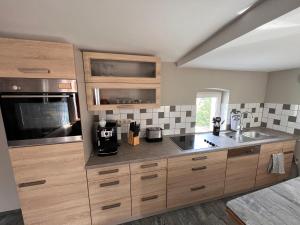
[
  {"xmin": 0, "ymin": 38, "xmax": 76, "ymax": 79},
  {"xmin": 83, "ymin": 52, "xmax": 160, "ymax": 83}
]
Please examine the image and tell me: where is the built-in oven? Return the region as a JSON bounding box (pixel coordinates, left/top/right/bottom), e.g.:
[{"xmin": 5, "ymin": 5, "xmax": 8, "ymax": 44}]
[{"xmin": 0, "ymin": 78, "xmax": 82, "ymax": 147}]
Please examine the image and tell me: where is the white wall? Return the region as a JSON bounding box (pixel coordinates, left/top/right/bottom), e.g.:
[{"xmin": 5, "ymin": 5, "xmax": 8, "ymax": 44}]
[
  {"xmin": 265, "ymin": 68, "xmax": 300, "ymax": 104},
  {"xmin": 161, "ymin": 62, "xmax": 269, "ymax": 105},
  {"xmin": 0, "ymin": 111, "xmax": 20, "ymax": 212}
]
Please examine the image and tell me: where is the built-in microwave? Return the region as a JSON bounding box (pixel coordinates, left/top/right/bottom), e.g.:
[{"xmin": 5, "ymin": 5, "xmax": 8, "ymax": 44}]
[{"xmin": 0, "ymin": 78, "xmax": 82, "ymax": 147}]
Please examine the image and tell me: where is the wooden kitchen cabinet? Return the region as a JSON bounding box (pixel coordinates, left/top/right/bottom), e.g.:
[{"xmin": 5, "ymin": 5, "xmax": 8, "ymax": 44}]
[
  {"xmin": 85, "ymin": 82, "xmax": 160, "ymax": 111},
  {"xmin": 91, "ymin": 197, "xmax": 131, "ymax": 225},
  {"xmin": 83, "ymin": 52, "xmax": 160, "ymax": 83},
  {"xmin": 255, "ymin": 140, "xmax": 296, "ymax": 187},
  {"xmin": 0, "ymin": 38, "xmax": 76, "ymax": 79},
  {"xmin": 167, "ymin": 179, "xmax": 225, "ymax": 208},
  {"xmin": 130, "ymin": 159, "xmax": 167, "ymax": 174},
  {"xmin": 225, "ymin": 146, "xmax": 260, "ymax": 194},
  {"xmin": 130, "ymin": 159, "xmax": 167, "ymax": 217},
  {"xmin": 83, "ymin": 51, "xmax": 161, "ymax": 111},
  {"xmin": 87, "ymin": 163, "xmax": 131, "ymax": 225},
  {"xmin": 9, "ymin": 142, "xmax": 91, "ymax": 225},
  {"xmin": 167, "ymin": 151, "xmax": 227, "ymax": 208}
]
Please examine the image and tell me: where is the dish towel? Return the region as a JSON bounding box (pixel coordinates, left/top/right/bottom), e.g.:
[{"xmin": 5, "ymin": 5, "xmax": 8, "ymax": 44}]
[{"xmin": 268, "ymin": 153, "xmax": 285, "ymax": 174}]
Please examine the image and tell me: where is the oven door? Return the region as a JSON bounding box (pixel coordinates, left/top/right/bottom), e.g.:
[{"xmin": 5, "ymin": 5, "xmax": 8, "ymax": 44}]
[{"xmin": 0, "ymin": 93, "xmax": 82, "ymax": 147}]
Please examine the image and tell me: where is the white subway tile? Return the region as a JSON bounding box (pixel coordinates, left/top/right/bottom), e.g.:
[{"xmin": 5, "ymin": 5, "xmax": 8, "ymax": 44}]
[
  {"xmin": 181, "ymin": 105, "xmax": 192, "ymax": 111},
  {"xmin": 175, "ymin": 105, "xmax": 180, "ymax": 111},
  {"xmin": 291, "ymin": 104, "xmax": 299, "ymax": 111},
  {"xmin": 119, "ymin": 109, "xmax": 133, "ymax": 114},
  {"xmin": 170, "ymin": 111, "xmax": 181, "ymax": 117},
  {"xmin": 146, "ymin": 108, "xmax": 153, "ymax": 113},
  {"xmin": 286, "ymin": 127, "xmax": 294, "ymax": 134},
  {"xmin": 140, "ymin": 113, "xmax": 152, "ymax": 119}
]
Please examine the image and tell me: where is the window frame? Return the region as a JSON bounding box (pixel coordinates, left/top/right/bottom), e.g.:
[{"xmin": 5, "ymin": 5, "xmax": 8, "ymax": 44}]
[{"xmin": 195, "ymin": 91, "xmax": 222, "ymax": 132}]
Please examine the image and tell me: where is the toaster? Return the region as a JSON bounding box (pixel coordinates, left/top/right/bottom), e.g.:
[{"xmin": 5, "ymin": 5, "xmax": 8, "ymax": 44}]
[{"xmin": 146, "ymin": 127, "xmax": 163, "ymax": 142}]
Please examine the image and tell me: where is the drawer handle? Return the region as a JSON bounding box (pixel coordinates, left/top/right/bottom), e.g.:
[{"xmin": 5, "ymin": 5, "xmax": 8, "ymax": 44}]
[
  {"xmin": 190, "ymin": 185, "xmax": 206, "ymax": 192},
  {"xmin": 18, "ymin": 180, "xmax": 46, "ymax": 188},
  {"xmin": 100, "ymin": 180, "xmax": 120, "ymax": 187},
  {"xmin": 192, "ymin": 156, "xmax": 208, "ymax": 161},
  {"xmin": 98, "ymin": 169, "xmax": 119, "ymax": 175},
  {"xmin": 18, "ymin": 68, "xmax": 50, "ymax": 74},
  {"xmin": 284, "ymin": 151, "xmax": 294, "ymax": 154},
  {"xmin": 140, "ymin": 163, "xmax": 158, "ymax": 169},
  {"xmin": 102, "ymin": 203, "xmax": 121, "ymax": 210},
  {"xmin": 141, "ymin": 195, "xmax": 159, "ymax": 202},
  {"xmin": 191, "ymin": 166, "xmax": 207, "ymax": 171},
  {"xmin": 141, "ymin": 174, "xmax": 158, "ymax": 180},
  {"xmin": 117, "ymin": 105, "xmax": 134, "ymax": 108}
]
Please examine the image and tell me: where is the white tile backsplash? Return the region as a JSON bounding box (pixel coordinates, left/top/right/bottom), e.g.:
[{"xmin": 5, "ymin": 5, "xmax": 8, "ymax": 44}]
[{"xmin": 98, "ymin": 102, "xmax": 300, "ymax": 137}]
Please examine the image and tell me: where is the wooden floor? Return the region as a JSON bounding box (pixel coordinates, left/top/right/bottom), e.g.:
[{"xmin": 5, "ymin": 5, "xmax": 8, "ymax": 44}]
[{"xmin": 0, "ymin": 198, "xmax": 235, "ymax": 225}]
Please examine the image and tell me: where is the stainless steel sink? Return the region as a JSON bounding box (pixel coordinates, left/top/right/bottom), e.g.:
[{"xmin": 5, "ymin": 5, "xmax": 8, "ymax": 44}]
[
  {"xmin": 242, "ymin": 131, "xmax": 270, "ymax": 139},
  {"xmin": 224, "ymin": 130, "xmax": 276, "ymax": 143}
]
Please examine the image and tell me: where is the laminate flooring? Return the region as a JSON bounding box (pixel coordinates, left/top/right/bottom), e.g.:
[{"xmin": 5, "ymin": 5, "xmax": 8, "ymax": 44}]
[{"xmin": 0, "ymin": 197, "xmax": 235, "ymax": 225}]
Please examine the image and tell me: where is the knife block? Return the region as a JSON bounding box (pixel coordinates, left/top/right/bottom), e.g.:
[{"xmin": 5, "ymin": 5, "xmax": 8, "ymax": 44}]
[{"xmin": 128, "ymin": 131, "xmax": 140, "ymax": 146}]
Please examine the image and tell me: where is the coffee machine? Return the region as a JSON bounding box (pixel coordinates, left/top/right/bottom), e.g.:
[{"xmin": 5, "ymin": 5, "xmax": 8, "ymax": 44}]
[{"xmin": 95, "ymin": 120, "xmax": 119, "ymax": 156}]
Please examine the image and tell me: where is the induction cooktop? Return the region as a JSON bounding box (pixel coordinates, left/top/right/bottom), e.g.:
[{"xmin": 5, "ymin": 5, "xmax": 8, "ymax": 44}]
[{"xmin": 170, "ymin": 134, "xmax": 217, "ymax": 151}]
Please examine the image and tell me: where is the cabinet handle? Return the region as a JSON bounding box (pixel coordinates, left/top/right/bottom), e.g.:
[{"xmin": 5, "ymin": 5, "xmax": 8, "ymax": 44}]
[
  {"xmin": 98, "ymin": 169, "xmax": 119, "ymax": 175},
  {"xmin": 102, "ymin": 203, "xmax": 121, "ymax": 210},
  {"xmin": 100, "ymin": 180, "xmax": 120, "ymax": 187},
  {"xmin": 191, "ymin": 166, "xmax": 207, "ymax": 171},
  {"xmin": 284, "ymin": 151, "xmax": 294, "ymax": 154},
  {"xmin": 18, "ymin": 68, "xmax": 50, "ymax": 74},
  {"xmin": 140, "ymin": 163, "xmax": 158, "ymax": 169},
  {"xmin": 18, "ymin": 180, "xmax": 46, "ymax": 188},
  {"xmin": 141, "ymin": 195, "xmax": 158, "ymax": 202},
  {"xmin": 190, "ymin": 185, "xmax": 206, "ymax": 192},
  {"xmin": 117, "ymin": 105, "xmax": 134, "ymax": 108},
  {"xmin": 141, "ymin": 174, "xmax": 158, "ymax": 180},
  {"xmin": 192, "ymin": 156, "xmax": 207, "ymax": 161}
]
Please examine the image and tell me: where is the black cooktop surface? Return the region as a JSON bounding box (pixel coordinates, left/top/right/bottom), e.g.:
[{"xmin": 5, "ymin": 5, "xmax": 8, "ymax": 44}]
[{"xmin": 170, "ymin": 134, "xmax": 217, "ymax": 151}]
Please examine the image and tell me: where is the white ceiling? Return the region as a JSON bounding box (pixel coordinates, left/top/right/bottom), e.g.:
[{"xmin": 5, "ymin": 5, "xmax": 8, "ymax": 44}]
[
  {"xmin": 0, "ymin": 0, "xmax": 257, "ymax": 62},
  {"xmin": 183, "ymin": 7, "xmax": 300, "ymax": 72}
]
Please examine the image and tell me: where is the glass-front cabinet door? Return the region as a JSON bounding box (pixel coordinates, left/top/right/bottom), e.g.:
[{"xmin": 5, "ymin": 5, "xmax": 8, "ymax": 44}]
[{"xmin": 83, "ymin": 52, "xmax": 160, "ymax": 83}]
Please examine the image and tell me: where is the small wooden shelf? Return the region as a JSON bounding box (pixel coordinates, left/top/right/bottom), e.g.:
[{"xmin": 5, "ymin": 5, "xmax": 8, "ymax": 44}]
[
  {"xmin": 86, "ymin": 83, "xmax": 160, "ymax": 111},
  {"xmin": 83, "ymin": 52, "xmax": 160, "ymax": 83}
]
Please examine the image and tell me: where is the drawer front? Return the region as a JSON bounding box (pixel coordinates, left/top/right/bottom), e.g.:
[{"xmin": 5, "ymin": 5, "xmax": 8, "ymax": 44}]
[
  {"xmin": 0, "ymin": 38, "xmax": 75, "ymax": 79},
  {"xmin": 131, "ymin": 170, "xmax": 166, "ymax": 196},
  {"xmin": 282, "ymin": 140, "xmax": 296, "ymax": 151},
  {"xmin": 225, "ymin": 154, "xmax": 259, "ymax": 194},
  {"xmin": 256, "ymin": 143, "xmax": 283, "ymax": 187},
  {"xmin": 91, "ymin": 197, "xmax": 131, "ymax": 225},
  {"xmin": 89, "ymin": 175, "xmax": 130, "ymax": 204},
  {"xmin": 279, "ymin": 152, "xmax": 294, "ymax": 180},
  {"xmin": 87, "ymin": 164, "xmax": 130, "ymax": 181},
  {"xmin": 132, "ymin": 192, "xmax": 166, "ymax": 217},
  {"xmin": 168, "ymin": 150, "xmax": 227, "ymax": 170},
  {"xmin": 260, "ymin": 142, "xmax": 283, "ymax": 154},
  {"xmin": 168, "ymin": 161, "xmax": 226, "ymax": 188},
  {"xmin": 130, "ymin": 159, "xmax": 167, "ymax": 174},
  {"xmin": 19, "ymin": 180, "xmax": 91, "ymax": 225},
  {"xmin": 167, "ymin": 180, "xmax": 224, "ymax": 209},
  {"xmin": 9, "ymin": 142, "xmax": 86, "ymax": 188}
]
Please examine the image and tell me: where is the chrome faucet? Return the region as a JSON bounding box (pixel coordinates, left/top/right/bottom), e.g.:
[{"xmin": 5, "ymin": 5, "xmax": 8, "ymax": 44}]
[{"xmin": 238, "ymin": 111, "xmax": 253, "ymax": 133}]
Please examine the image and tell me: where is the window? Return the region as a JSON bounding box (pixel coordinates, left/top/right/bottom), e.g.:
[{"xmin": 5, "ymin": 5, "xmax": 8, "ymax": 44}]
[{"xmin": 196, "ymin": 92, "xmax": 221, "ymax": 132}]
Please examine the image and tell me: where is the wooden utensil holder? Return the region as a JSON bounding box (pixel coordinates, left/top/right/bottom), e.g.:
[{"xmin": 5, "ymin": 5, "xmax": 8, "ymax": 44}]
[{"xmin": 128, "ymin": 131, "xmax": 140, "ymax": 146}]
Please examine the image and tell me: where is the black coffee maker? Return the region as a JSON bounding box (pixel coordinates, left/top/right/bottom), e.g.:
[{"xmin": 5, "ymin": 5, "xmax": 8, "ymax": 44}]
[{"xmin": 95, "ymin": 121, "xmax": 119, "ymax": 156}]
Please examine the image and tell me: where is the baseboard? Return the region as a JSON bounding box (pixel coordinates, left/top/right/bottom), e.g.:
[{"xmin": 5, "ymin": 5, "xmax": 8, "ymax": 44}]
[{"xmin": 0, "ymin": 209, "xmax": 21, "ymax": 217}]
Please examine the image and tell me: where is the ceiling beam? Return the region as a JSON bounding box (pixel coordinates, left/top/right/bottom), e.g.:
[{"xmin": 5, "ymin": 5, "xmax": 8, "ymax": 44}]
[{"xmin": 176, "ymin": 0, "xmax": 300, "ymax": 67}]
